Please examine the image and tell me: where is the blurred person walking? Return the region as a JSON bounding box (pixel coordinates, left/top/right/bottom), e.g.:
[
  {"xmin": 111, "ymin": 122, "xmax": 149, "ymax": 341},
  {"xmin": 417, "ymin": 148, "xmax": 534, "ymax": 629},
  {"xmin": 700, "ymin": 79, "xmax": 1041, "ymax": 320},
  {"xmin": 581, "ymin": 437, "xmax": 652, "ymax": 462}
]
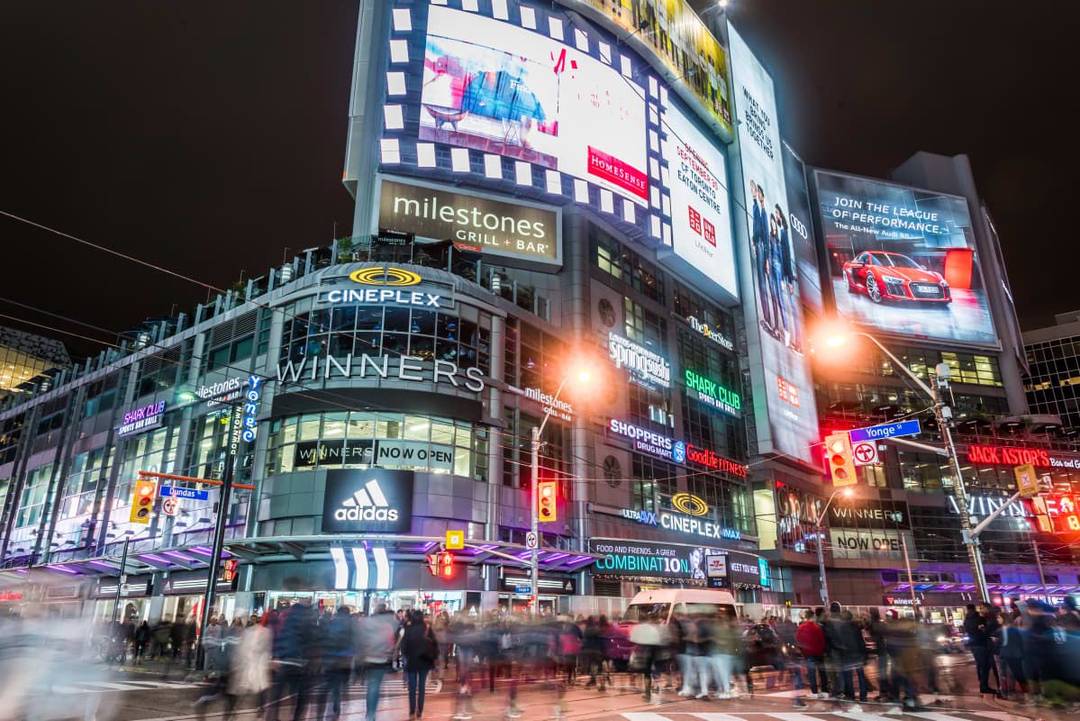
[
  {"xmin": 400, "ymin": 610, "xmax": 438, "ymax": 719},
  {"xmin": 964, "ymin": 602, "xmax": 998, "ymax": 697},
  {"xmin": 796, "ymin": 609, "xmax": 827, "ymax": 699},
  {"xmin": 228, "ymin": 615, "xmax": 272, "ymax": 720},
  {"xmin": 266, "ymin": 598, "xmax": 320, "ymax": 721},
  {"xmin": 357, "ymin": 604, "xmax": 399, "ymax": 721},
  {"xmin": 629, "ymin": 612, "xmax": 665, "ymax": 702},
  {"xmin": 317, "ymin": 606, "xmax": 355, "ymax": 721}
]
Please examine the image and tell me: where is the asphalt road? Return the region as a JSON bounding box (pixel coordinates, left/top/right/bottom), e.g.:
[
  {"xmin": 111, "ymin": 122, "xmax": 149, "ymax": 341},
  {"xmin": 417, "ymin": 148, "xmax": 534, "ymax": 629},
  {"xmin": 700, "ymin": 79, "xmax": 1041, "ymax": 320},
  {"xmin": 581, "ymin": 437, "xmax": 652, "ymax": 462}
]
[{"xmin": 10, "ymin": 653, "xmax": 1053, "ymax": 721}]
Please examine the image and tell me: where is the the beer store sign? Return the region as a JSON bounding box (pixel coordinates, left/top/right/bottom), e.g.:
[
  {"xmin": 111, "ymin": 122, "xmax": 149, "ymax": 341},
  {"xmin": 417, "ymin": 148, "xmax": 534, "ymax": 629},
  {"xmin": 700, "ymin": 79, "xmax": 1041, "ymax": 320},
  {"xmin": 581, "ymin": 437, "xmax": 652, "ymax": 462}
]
[
  {"xmin": 686, "ymin": 316, "xmax": 734, "ymax": 351},
  {"xmin": 117, "ymin": 401, "xmax": 166, "ymax": 438},
  {"xmin": 608, "ymin": 333, "xmax": 671, "ymax": 388},
  {"xmin": 684, "ymin": 368, "xmax": 741, "ymax": 417},
  {"xmin": 277, "ymin": 353, "xmax": 485, "ymax": 393},
  {"xmin": 378, "ymin": 178, "xmax": 561, "ymax": 267}
]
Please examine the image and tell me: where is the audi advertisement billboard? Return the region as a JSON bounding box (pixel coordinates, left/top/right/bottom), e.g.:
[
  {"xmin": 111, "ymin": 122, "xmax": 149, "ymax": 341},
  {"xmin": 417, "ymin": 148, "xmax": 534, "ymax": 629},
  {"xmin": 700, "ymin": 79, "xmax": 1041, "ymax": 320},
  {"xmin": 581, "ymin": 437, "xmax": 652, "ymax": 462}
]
[{"xmin": 814, "ymin": 170, "xmax": 997, "ymax": 347}]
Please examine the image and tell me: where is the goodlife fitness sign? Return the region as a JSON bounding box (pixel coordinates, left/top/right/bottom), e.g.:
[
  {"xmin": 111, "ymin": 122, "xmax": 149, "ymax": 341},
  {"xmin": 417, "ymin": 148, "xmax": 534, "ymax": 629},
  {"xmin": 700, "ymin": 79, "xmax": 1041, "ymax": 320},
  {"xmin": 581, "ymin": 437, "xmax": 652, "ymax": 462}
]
[{"xmin": 967, "ymin": 444, "xmax": 1080, "ymax": 470}]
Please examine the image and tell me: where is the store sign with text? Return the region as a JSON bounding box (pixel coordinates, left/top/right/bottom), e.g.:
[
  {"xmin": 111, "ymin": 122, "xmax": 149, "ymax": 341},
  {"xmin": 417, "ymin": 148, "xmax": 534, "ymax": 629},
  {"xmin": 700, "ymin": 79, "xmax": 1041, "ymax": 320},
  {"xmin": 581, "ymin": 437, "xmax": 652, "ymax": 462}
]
[
  {"xmin": 277, "ymin": 353, "xmax": 485, "ymax": 393},
  {"xmin": 685, "ymin": 444, "xmax": 748, "ymax": 478},
  {"xmin": 377, "ymin": 178, "xmax": 561, "ymax": 268},
  {"xmin": 829, "ymin": 529, "xmax": 915, "ymax": 560},
  {"xmin": 684, "ymin": 368, "xmax": 741, "ymax": 417},
  {"xmin": 966, "ymin": 444, "xmax": 1080, "ymax": 470},
  {"xmin": 117, "ymin": 401, "xmax": 167, "ymax": 438},
  {"xmin": 607, "ymin": 418, "xmax": 684, "ymax": 463},
  {"xmin": 294, "ymin": 439, "xmax": 453, "ymax": 473},
  {"xmin": 686, "ymin": 316, "xmax": 734, "ymax": 351},
  {"xmin": 506, "ymin": 384, "xmax": 573, "ymax": 422},
  {"xmin": 322, "ymin": 469, "xmax": 413, "ymax": 534},
  {"xmin": 827, "ymin": 500, "xmax": 910, "ymax": 530},
  {"xmin": 608, "ymin": 333, "xmax": 671, "ymax": 389}
]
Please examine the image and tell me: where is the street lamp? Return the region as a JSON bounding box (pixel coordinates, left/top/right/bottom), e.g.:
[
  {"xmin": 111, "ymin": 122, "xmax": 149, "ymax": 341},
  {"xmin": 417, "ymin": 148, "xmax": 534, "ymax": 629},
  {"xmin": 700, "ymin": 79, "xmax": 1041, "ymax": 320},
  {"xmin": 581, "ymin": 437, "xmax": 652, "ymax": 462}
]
[
  {"xmin": 529, "ymin": 365, "xmax": 592, "ymax": 616},
  {"xmin": 814, "ymin": 487, "xmax": 853, "ymax": 606},
  {"xmin": 812, "ymin": 321, "xmax": 989, "ymax": 602}
]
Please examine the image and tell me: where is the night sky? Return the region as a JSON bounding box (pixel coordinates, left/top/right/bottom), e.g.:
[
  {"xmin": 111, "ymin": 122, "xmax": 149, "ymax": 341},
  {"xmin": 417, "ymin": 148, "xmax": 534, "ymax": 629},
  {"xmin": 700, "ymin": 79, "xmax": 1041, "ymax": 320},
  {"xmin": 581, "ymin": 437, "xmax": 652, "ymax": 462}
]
[{"xmin": 2, "ymin": 1, "xmax": 1076, "ymax": 359}]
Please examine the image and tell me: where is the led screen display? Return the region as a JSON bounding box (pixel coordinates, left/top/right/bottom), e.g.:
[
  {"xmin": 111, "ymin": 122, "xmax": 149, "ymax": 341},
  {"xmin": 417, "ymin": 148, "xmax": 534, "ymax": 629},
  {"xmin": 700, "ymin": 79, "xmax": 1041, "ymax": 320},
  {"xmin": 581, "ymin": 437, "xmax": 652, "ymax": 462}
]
[
  {"xmin": 814, "ymin": 171, "xmax": 997, "ymax": 346},
  {"xmin": 660, "ymin": 101, "xmax": 738, "ymax": 299},
  {"xmin": 420, "ymin": 5, "xmax": 648, "ymax": 206},
  {"xmin": 571, "ymin": 0, "xmax": 732, "ymax": 135},
  {"xmin": 729, "ymin": 23, "xmax": 818, "ymax": 466}
]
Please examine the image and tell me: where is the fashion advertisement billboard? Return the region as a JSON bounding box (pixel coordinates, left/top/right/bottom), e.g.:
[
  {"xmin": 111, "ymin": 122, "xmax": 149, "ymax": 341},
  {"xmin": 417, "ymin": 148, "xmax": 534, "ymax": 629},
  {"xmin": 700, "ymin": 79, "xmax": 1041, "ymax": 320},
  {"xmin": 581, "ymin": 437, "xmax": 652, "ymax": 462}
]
[
  {"xmin": 420, "ymin": 4, "xmax": 648, "ymax": 206},
  {"xmin": 568, "ymin": 0, "xmax": 732, "ymax": 136},
  {"xmin": 659, "ymin": 100, "xmax": 738, "ymax": 299},
  {"xmin": 781, "ymin": 142, "xmax": 823, "ymax": 316},
  {"xmin": 814, "ymin": 171, "xmax": 997, "ymax": 347},
  {"xmin": 728, "ymin": 23, "xmax": 818, "ymax": 466}
]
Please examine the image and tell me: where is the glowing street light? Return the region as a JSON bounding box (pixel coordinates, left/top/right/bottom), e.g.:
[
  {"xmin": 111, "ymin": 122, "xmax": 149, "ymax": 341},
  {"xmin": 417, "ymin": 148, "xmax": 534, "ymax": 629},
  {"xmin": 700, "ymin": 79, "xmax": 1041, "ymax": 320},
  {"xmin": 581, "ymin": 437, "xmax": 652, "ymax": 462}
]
[{"xmin": 810, "ymin": 318, "xmax": 989, "ymax": 603}]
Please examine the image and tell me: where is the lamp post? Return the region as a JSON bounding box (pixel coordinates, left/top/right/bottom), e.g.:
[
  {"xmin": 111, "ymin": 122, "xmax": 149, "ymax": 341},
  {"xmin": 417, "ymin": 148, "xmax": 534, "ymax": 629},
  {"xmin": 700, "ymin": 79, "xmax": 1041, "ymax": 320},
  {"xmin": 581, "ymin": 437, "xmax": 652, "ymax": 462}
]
[
  {"xmin": 814, "ymin": 487, "xmax": 852, "ymax": 607},
  {"xmin": 815, "ymin": 325, "xmax": 989, "ymax": 602},
  {"xmin": 529, "ymin": 367, "xmax": 590, "ymax": 616}
]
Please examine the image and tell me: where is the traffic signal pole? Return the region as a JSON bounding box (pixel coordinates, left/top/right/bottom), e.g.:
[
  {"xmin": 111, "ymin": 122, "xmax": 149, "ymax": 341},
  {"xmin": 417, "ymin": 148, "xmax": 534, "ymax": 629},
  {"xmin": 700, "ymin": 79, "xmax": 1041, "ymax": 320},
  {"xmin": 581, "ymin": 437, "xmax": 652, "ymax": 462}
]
[
  {"xmin": 530, "ymin": 424, "xmax": 540, "ymax": 616},
  {"xmin": 857, "ymin": 332, "xmax": 990, "ymax": 602}
]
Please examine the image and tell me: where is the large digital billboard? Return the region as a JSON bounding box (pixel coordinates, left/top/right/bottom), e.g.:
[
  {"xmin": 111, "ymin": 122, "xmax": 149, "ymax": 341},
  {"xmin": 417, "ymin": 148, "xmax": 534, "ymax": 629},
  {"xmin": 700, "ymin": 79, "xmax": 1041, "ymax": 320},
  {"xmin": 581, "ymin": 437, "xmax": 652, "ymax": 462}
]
[
  {"xmin": 569, "ymin": 0, "xmax": 732, "ymax": 136},
  {"xmin": 420, "ymin": 5, "xmax": 648, "ymax": 206},
  {"xmin": 659, "ymin": 101, "xmax": 738, "ymax": 299},
  {"xmin": 728, "ymin": 24, "xmax": 818, "ymax": 466},
  {"xmin": 814, "ymin": 171, "xmax": 997, "ymax": 346}
]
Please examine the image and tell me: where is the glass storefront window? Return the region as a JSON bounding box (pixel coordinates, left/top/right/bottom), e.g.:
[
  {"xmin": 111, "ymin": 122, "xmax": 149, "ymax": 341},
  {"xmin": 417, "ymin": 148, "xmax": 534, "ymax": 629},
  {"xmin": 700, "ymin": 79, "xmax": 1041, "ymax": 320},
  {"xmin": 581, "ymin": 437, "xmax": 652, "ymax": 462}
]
[{"xmin": 265, "ymin": 411, "xmax": 488, "ymax": 481}]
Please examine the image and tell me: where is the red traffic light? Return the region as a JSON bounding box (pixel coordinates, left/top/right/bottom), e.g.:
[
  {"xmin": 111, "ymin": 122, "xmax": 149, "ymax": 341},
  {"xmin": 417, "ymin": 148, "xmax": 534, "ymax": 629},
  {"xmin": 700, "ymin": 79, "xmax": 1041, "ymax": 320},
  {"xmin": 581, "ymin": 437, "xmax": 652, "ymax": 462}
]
[{"xmin": 537, "ymin": 480, "xmax": 557, "ymax": 522}]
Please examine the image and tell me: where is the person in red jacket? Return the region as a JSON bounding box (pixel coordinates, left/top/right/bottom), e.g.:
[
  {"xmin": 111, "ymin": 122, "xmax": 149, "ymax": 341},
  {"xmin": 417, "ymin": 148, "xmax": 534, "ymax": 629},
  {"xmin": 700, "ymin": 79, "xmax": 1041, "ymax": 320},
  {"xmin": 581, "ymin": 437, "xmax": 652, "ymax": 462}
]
[{"xmin": 795, "ymin": 610, "xmax": 828, "ymax": 701}]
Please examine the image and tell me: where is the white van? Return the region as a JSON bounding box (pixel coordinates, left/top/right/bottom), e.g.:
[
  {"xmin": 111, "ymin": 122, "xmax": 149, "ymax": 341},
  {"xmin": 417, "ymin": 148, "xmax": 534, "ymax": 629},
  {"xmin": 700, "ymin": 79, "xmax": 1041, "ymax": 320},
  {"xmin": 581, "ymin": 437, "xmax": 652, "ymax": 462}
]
[{"xmin": 623, "ymin": 588, "xmax": 738, "ymax": 624}]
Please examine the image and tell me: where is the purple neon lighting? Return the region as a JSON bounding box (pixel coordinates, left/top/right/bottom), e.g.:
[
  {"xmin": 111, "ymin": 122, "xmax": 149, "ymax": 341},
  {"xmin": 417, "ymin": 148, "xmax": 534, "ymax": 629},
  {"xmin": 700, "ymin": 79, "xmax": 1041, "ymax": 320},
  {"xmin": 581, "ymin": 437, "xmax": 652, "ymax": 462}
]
[
  {"xmin": 162, "ymin": 551, "xmax": 195, "ymax": 562},
  {"xmin": 189, "ymin": 546, "xmax": 213, "ymax": 556},
  {"xmin": 47, "ymin": 564, "xmax": 79, "ymax": 575},
  {"xmin": 543, "ymin": 552, "xmax": 570, "ymax": 563},
  {"xmin": 139, "ymin": 553, "xmax": 170, "ymax": 565},
  {"xmin": 88, "ymin": 560, "xmax": 118, "ymax": 570}
]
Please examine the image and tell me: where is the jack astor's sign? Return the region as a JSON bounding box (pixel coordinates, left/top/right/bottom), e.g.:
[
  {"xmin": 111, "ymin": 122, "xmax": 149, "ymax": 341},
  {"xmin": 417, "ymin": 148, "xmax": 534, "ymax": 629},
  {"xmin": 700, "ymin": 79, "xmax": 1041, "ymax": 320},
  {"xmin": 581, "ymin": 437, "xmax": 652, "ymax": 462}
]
[
  {"xmin": 277, "ymin": 353, "xmax": 485, "ymax": 393},
  {"xmin": 378, "ymin": 178, "xmax": 561, "ymax": 267}
]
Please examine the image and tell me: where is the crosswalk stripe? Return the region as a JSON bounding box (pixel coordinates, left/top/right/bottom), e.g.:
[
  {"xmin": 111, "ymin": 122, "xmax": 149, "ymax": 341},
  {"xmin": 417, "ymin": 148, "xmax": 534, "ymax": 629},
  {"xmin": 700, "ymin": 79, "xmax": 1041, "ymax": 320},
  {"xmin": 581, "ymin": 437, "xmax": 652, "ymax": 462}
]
[
  {"xmin": 623, "ymin": 714, "xmax": 680, "ymax": 721},
  {"xmin": 909, "ymin": 712, "xmax": 986, "ymax": 721},
  {"xmin": 691, "ymin": 714, "xmax": 758, "ymax": 721},
  {"xmin": 962, "ymin": 713, "xmax": 1030, "ymax": 721},
  {"xmin": 768, "ymin": 713, "xmax": 844, "ymax": 721}
]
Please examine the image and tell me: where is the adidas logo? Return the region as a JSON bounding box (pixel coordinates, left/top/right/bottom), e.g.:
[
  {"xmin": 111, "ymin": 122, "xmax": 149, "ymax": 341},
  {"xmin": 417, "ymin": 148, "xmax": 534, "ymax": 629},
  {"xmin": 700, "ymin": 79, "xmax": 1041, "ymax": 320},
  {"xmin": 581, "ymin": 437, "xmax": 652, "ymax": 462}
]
[{"xmin": 335, "ymin": 478, "xmax": 400, "ymax": 522}]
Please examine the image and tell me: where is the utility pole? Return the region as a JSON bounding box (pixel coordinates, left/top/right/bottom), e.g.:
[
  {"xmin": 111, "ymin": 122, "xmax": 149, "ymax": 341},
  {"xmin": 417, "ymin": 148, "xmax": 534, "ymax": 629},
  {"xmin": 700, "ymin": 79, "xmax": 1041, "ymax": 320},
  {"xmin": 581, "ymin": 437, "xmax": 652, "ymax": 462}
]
[
  {"xmin": 112, "ymin": 535, "xmax": 131, "ymax": 622},
  {"xmin": 901, "ymin": 533, "xmax": 919, "ymax": 609},
  {"xmin": 930, "ymin": 363, "xmax": 989, "ymax": 602},
  {"xmin": 1032, "ymin": 539, "xmax": 1046, "ymax": 587}
]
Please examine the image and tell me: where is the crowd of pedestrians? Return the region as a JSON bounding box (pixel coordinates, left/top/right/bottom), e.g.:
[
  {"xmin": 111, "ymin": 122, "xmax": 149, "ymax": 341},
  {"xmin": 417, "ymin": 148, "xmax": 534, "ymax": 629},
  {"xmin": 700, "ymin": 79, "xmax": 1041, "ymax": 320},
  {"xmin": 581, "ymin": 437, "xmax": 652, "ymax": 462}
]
[{"xmin": 5, "ymin": 594, "xmax": 1080, "ymax": 720}]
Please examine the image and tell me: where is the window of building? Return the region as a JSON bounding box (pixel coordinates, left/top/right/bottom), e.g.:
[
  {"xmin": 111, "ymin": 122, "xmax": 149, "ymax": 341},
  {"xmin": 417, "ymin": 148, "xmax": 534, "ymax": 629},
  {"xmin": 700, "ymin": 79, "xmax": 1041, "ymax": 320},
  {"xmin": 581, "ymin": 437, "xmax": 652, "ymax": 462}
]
[
  {"xmin": 264, "ymin": 411, "xmax": 489, "ymax": 482},
  {"xmin": 14, "ymin": 463, "xmax": 53, "ymax": 529},
  {"xmin": 594, "ymin": 230, "xmax": 664, "ymax": 302},
  {"xmin": 630, "ymin": 453, "xmax": 677, "ymax": 512},
  {"xmin": 623, "ymin": 297, "xmax": 666, "ymax": 350}
]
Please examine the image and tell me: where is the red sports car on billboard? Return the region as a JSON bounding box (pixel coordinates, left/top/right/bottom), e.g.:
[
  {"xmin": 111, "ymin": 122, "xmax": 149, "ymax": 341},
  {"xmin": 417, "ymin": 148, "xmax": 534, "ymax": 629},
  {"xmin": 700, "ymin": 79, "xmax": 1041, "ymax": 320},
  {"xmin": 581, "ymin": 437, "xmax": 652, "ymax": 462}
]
[{"xmin": 843, "ymin": 251, "xmax": 951, "ymax": 304}]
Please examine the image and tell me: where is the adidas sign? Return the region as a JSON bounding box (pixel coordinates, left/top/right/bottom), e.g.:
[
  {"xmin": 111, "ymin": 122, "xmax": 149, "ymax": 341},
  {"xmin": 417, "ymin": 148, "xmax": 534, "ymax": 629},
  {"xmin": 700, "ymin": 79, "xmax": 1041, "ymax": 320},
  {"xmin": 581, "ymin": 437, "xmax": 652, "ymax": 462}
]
[{"xmin": 335, "ymin": 479, "xmax": 400, "ymax": 522}]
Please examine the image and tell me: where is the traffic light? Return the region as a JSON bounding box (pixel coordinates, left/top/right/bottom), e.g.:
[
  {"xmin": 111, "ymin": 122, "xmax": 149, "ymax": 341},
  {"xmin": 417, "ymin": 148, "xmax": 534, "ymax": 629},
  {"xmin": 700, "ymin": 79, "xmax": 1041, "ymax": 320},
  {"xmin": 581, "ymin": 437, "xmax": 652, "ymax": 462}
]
[
  {"xmin": 129, "ymin": 479, "xmax": 157, "ymax": 524},
  {"xmin": 426, "ymin": 551, "xmax": 455, "ymax": 579},
  {"xmin": 537, "ymin": 480, "xmax": 557, "ymax": 522},
  {"xmin": 824, "ymin": 433, "xmax": 857, "ymax": 487},
  {"xmin": 223, "ymin": 559, "xmax": 240, "ymax": 590}
]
